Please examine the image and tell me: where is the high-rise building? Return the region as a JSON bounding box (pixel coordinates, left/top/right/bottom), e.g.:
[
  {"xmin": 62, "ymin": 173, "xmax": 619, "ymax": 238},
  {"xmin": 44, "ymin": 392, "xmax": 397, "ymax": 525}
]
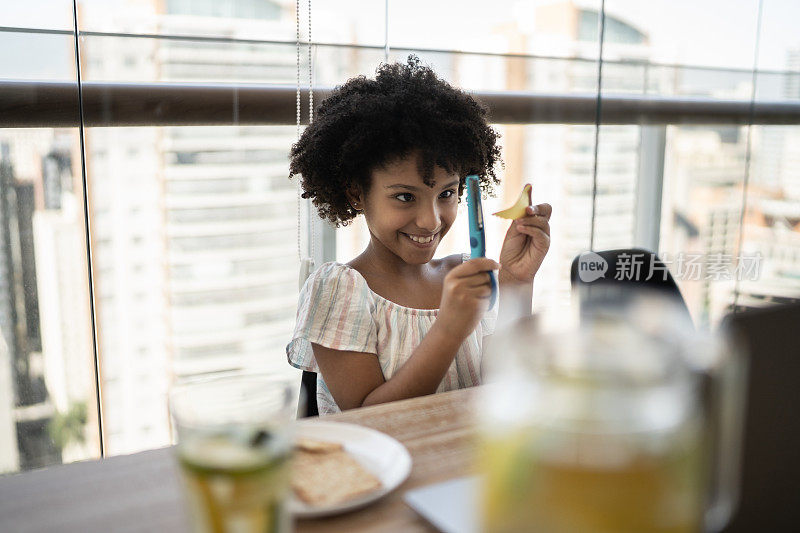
[
  {"xmin": 1, "ymin": 122, "xmax": 101, "ymax": 473},
  {"xmin": 33, "ymin": 137, "xmax": 98, "ymax": 464},
  {"xmin": 520, "ymin": 2, "xmax": 653, "ymax": 311},
  {"xmin": 0, "ymin": 134, "xmax": 63, "ymax": 471},
  {"xmin": 733, "ymin": 47, "xmax": 800, "ymax": 311},
  {"xmin": 786, "ymin": 48, "xmax": 800, "ymax": 100},
  {"xmin": 83, "ymin": 0, "xmax": 302, "ymax": 455},
  {"xmin": 0, "ymin": 143, "xmax": 20, "ymax": 474}
]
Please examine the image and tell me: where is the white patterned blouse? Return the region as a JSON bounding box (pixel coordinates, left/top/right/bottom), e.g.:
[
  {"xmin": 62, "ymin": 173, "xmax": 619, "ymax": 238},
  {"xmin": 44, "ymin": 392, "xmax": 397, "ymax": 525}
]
[{"xmin": 286, "ymin": 259, "xmax": 497, "ymax": 415}]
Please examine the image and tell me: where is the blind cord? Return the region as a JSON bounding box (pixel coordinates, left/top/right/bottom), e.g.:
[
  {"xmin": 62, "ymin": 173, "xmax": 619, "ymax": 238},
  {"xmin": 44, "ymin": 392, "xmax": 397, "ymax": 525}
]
[{"xmin": 296, "ymin": 0, "xmax": 315, "ymax": 286}]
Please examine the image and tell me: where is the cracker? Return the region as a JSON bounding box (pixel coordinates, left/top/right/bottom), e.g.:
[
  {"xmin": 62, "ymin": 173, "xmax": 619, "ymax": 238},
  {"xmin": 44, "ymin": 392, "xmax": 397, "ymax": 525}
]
[
  {"xmin": 295, "ymin": 438, "xmax": 344, "ymax": 454},
  {"xmin": 292, "ymin": 449, "xmax": 382, "ymax": 506}
]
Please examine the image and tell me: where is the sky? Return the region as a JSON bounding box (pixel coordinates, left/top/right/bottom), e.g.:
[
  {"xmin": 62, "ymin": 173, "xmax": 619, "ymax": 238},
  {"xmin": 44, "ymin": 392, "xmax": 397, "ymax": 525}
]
[{"xmin": 1, "ymin": 0, "xmax": 799, "ymax": 78}]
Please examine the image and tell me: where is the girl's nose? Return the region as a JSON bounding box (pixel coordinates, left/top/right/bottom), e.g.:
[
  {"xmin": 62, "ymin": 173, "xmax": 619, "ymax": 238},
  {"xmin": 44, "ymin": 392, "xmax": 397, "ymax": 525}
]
[{"xmin": 416, "ymin": 202, "xmax": 440, "ymax": 233}]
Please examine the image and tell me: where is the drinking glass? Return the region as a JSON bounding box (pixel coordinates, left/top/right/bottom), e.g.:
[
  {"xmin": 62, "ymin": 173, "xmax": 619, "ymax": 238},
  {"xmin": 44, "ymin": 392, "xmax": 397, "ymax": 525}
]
[
  {"xmin": 478, "ymin": 294, "xmax": 746, "ymax": 533},
  {"xmin": 169, "ymin": 372, "xmax": 298, "ymax": 533}
]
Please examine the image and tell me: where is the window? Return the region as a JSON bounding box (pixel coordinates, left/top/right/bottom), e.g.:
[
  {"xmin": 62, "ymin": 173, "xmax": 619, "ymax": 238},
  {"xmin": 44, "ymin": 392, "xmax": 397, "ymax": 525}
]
[{"xmin": 1, "ymin": 0, "xmax": 798, "ymax": 475}]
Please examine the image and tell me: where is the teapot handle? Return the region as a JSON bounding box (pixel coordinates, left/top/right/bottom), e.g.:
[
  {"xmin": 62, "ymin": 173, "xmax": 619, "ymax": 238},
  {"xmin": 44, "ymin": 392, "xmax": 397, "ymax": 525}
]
[{"xmin": 701, "ymin": 332, "xmax": 748, "ymax": 532}]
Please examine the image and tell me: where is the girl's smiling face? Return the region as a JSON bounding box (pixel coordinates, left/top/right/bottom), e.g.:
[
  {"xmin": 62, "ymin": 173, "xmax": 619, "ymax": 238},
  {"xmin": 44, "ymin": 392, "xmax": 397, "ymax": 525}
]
[{"xmin": 354, "ymin": 152, "xmax": 460, "ymax": 266}]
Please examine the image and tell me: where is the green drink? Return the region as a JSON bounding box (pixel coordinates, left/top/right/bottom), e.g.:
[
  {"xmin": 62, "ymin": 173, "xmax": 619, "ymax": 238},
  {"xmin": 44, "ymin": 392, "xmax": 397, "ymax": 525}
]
[
  {"xmin": 169, "ymin": 373, "xmax": 297, "ymax": 533},
  {"xmin": 178, "ymin": 437, "xmax": 291, "ymax": 533}
]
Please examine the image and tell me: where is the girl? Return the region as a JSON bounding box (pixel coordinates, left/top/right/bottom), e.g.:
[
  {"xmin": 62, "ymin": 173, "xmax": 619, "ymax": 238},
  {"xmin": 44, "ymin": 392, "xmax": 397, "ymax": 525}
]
[{"xmin": 287, "ymin": 57, "xmax": 551, "ymax": 414}]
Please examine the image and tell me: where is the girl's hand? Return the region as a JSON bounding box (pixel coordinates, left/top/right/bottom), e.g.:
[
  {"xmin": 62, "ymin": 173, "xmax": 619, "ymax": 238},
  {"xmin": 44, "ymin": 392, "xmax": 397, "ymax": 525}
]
[
  {"xmin": 499, "ymin": 203, "xmax": 552, "ymax": 283},
  {"xmin": 437, "ymin": 258, "xmax": 500, "ymax": 340}
]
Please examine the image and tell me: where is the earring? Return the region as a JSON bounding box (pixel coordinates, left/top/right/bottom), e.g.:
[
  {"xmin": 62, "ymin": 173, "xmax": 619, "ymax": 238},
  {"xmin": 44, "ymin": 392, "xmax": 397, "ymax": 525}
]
[{"xmin": 351, "ymin": 202, "xmax": 361, "ymax": 212}]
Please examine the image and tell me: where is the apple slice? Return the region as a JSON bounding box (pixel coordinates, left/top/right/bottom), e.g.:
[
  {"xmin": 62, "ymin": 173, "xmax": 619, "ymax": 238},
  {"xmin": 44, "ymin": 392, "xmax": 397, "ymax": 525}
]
[{"xmin": 493, "ymin": 184, "xmax": 532, "ymax": 220}]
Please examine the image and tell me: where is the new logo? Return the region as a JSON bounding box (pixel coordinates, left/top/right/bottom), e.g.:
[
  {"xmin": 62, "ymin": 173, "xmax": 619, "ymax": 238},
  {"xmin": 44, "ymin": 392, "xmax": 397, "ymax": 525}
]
[{"xmin": 577, "ymin": 251, "xmax": 608, "ymax": 283}]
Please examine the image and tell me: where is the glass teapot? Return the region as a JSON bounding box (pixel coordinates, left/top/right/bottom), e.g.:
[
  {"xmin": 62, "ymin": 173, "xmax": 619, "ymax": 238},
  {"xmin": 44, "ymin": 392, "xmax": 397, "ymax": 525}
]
[{"xmin": 478, "ymin": 294, "xmax": 746, "ymax": 533}]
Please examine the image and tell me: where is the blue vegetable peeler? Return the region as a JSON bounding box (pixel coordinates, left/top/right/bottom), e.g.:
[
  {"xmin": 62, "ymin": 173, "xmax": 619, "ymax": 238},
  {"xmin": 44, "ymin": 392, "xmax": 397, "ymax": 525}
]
[{"xmin": 466, "ymin": 175, "xmax": 497, "ymax": 310}]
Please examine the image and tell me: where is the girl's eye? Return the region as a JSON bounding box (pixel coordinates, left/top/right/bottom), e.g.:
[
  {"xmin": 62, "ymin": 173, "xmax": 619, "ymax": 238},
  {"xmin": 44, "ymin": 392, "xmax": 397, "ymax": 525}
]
[
  {"xmin": 439, "ymin": 189, "xmax": 456, "ymax": 199},
  {"xmin": 395, "ymin": 193, "xmax": 414, "ymax": 203}
]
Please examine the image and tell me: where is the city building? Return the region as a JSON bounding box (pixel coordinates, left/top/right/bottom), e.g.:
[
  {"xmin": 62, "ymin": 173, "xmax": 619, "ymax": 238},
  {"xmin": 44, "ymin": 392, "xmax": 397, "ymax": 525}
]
[{"xmin": 83, "ymin": 0, "xmax": 303, "ymax": 455}]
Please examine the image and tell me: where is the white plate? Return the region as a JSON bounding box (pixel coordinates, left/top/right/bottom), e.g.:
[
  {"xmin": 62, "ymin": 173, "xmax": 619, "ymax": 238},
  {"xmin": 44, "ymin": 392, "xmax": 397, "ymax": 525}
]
[{"xmin": 290, "ymin": 421, "xmax": 412, "ymax": 518}]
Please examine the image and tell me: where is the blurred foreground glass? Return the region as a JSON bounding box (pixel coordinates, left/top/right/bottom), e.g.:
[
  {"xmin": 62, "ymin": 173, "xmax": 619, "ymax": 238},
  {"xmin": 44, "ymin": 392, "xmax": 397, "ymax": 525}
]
[
  {"xmin": 479, "ymin": 295, "xmax": 746, "ymax": 533},
  {"xmin": 169, "ymin": 373, "xmax": 298, "ymax": 533}
]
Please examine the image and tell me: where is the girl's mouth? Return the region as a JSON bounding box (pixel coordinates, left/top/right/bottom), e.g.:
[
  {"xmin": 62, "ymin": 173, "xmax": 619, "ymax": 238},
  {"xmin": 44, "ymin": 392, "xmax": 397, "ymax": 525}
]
[{"xmin": 402, "ymin": 232, "xmax": 438, "ymax": 247}]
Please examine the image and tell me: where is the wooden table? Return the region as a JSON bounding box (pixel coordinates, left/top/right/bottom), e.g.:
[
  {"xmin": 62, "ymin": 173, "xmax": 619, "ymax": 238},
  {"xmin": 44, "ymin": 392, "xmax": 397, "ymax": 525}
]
[{"xmin": 0, "ymin": 387, "xmax": 480, "ymax": 532}]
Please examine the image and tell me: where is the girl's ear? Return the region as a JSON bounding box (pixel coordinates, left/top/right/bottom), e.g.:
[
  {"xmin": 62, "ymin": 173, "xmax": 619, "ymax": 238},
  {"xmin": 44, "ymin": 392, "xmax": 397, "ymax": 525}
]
[{"xmin": 346, "ymin": 188, "xmax": 364, "ymax": 211}]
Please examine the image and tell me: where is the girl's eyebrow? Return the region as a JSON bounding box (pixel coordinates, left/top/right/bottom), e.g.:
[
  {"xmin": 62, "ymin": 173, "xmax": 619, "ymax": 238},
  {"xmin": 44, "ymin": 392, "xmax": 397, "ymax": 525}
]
[{"xmin": 385, "ymin": 180, "xmax": 459, "ymax": 191}]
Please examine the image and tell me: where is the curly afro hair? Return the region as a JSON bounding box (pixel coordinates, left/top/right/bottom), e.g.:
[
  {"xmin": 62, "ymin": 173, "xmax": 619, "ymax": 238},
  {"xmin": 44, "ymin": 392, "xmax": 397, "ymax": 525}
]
[{"xmin": 289, "ymin": 55, "xmax": 502, "ymax": 226}]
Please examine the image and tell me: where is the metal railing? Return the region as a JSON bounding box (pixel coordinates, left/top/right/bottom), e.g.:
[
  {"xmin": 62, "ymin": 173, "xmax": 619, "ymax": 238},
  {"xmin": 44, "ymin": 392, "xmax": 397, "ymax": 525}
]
[{"xmin": 2, "ymin": 81, "xmax": 800, "ymax": 127}]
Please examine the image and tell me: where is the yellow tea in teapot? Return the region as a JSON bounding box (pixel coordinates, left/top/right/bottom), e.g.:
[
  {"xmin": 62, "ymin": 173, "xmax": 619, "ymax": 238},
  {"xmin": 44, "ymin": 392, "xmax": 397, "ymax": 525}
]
[
  {"xmin": 480, "ymin": 428, "xmax": 705, "ymax": 533},
  {"xmin": 479, "ymin": 295, "xmax": 744, "ymax": 533}
]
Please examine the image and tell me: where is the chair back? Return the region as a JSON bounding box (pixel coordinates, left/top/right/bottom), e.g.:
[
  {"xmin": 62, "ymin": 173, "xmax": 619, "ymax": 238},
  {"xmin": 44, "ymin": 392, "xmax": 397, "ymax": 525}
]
[
  {"xmin": 299, "ymin": 370, "xmax": 319, "ymax": 418},
  {"xmin": 721, "ymin": 303, "xmax": 800, "ymax": 532},
  {"xmin": 570, "ymin": 248, "xmax": 692, "ymax": 321}
]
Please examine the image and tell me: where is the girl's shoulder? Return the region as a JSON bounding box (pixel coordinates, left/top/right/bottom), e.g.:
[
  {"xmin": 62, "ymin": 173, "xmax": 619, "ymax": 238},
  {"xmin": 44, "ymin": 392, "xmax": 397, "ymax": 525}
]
[
  {"xmin": 308, "ymin": 261, "xmax": 352, "ymax": 279},
  {"xmin": 306, "ymin": 261, "xmax": 365, "ymax": 283},
  {"xmin": 439, "ymin": 253, "xmax": 470, "ymax": 273},
  {"xmin": 302, "ymin": 261, "xmax": 372, "ymax": 299}
]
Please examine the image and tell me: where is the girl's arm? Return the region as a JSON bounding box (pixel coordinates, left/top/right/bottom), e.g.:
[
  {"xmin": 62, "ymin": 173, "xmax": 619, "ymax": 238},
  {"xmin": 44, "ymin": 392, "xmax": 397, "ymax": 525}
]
[
  {"xmin": 312, "ymin": 257, "xmax": 499, "ymax": 410},
  {"xmin": 312, "ymin": 321, "xmax": 460, "ymax": 410},
  {"xmin": 497, "ymin": 273, "xmax": 534, "ymax": 326},
  {"xmin": 497, "ymin": 203, "xmax": 552, "ymax": 325}
]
